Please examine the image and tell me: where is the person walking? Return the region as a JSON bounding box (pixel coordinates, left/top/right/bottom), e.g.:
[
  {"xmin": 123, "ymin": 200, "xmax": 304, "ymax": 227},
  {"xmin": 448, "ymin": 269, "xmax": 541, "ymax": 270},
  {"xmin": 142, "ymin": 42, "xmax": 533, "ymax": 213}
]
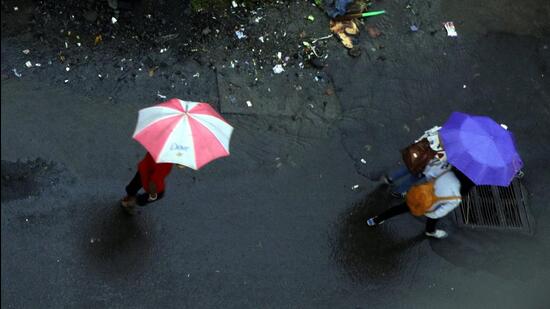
[
  {"xmin": 367, "ymin": 168, "xmax": 462, "ymax": 239},
  {"xmin": 121, "ymin": 152, "xmax": 174, "ymax": 213},
  {"xmin": 381, "ymin": 126, "xmax": 448, "ymax": 197}
]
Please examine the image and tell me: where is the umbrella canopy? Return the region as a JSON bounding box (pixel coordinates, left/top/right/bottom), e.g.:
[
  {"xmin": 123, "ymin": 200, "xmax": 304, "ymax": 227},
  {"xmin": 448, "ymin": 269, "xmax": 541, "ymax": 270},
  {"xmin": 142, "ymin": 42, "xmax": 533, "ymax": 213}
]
[
  {"xmin": 133, "ymin": 98, "xmax": 233, "ymax": 170},
  {"xmin": 439, "ymin": 112, "xmax": 523, "ymax": 186}
]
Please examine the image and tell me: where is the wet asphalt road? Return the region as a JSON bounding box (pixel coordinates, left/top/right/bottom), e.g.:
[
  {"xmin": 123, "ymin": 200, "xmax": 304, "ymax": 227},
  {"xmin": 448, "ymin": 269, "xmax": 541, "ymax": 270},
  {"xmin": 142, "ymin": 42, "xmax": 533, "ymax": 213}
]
[{"xmin": 2, "ymin": 0, "xmax": 550, "ymax": 308}]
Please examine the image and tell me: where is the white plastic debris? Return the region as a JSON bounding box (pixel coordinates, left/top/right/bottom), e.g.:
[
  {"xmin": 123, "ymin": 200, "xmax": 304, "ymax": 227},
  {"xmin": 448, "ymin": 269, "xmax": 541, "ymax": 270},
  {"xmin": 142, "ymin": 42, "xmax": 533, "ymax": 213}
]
[
  {"xmin": 65, "ymin": 66, "xmax": 70, "ymax": 72},
  {"xmin": 64, "ymin": 79, "xmax": 69, "ymax": 83},
  {"xmin": 254, "ymin": 17, "xmax": 263, "ymax": 23},
  {"xmin": 235, "ymin": 30, "xmax": 247, "ymax": 39},
  {"xmin": 246, "ymin": 100, "xmax": 252, "ymax": 107},
  {"xmin": 232, "ymin": 1, "xmax": 238, "ymax": 8},
  {"xmin": 64, "ymin": 42, "xmax": 68, "ymax": 48},
  {"xmin": 111, "ymin": 17, "xmax": 118, "ymax": 24},
  {"xmin": 360, "ymin": 158, "xmax": 367, "ymax": 164},
  {"xmin": 193, "ymin": 72, "xmax": 200, "ymax": 78},
  {"xmin": 22, "ymin": 49, "xmax": 30, "ymax": 54},
  {"xmin": 76, "ymin": 42, "xmax": 81, "ymax": 47},
  {"xmin": 444, "ymin": 22, "xmax": 457, "ymax": 37},
  {"xmin": 258, "ymin": 36, "xmax": 264, "ymax": 43},
  {"xmin": 276, "ymin": 52, "xmax": 282, "ymax": 60},
  {"xmin": 272, "ymin": 64, "xmax": 284, "ymax": 74},
  {"xmin": 98, "ymin": 74, "xmax": 102, "ymax": 78},
  {"xmin": 13, "ymin": 6, "xmax": 19, "ymax": 11},
  {"xmin": 25, "ymin": 61, "xmax": 32, "ymax": 68},
  {"xmin": 35, "ymin": 63, "xmax": 41, "ymax": 67},
  {"xmin": 352, "ymin": 185, "xmax": 359, "ymax": 190},
  {"xmin": 500, "ymin": 123, "xmax": 509, "ymax": 130},
  {"xmin": 12, "ymin": 68, "xmax": 22, "ymax": 77},
  {"xmin": 160, "ymin": 48, "xmax": 168, "ymax": 53},
  {"xmin": 157, "ymin": 91, "xmax": 167, "ymax": 99}
]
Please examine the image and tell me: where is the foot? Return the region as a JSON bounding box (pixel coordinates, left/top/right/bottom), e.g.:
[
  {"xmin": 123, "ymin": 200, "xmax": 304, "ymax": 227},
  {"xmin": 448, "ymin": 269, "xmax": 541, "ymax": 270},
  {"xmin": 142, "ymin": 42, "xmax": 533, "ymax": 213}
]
[
  {"xmin": 425, "ymin": 229, "xmax": 448, "ymax": 239},
  {"xmin": 121, "ymin": 196, "xmax": 136, "ymax": 207},
  {"xmin": 391, "ymin": 191, "xmax": 406, "ymax": 198},
  {"xmin": 367, "ymin": 217, "xmax": 383, "ymax": 226}
]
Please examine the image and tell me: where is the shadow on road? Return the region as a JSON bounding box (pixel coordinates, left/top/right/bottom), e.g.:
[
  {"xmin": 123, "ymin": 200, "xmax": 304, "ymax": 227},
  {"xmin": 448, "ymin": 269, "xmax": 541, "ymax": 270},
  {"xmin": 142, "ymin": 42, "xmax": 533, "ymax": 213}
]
[
  {"xmin": 82, "ymin": 202, "xmax": 154, "ymax": 278},
  {"xmin": 331, "ymin": 184, "xmax": 424, "ymax": 282}
]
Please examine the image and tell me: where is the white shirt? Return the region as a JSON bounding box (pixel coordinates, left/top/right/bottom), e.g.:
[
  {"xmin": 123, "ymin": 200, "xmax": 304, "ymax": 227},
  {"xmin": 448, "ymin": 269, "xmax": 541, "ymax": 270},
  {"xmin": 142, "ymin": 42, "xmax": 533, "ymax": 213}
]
[{"xmin": 424, "ymin": 171, "xmax": 462, "ymax": 219}]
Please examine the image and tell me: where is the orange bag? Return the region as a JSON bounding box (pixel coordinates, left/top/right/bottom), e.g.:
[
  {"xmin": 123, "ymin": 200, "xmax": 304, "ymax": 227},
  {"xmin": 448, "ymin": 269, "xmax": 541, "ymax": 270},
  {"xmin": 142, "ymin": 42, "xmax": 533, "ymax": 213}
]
[{"xmin": 406, "ymin": 177, "xmax": 461, "ymax": 216}]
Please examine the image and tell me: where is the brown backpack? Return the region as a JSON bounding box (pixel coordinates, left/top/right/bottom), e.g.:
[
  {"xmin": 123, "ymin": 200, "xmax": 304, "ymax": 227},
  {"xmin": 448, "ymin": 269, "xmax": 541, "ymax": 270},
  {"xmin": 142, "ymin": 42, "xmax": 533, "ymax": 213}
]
[
  {"xmin": 401, "ymin": 138, "xmax": 437, "ymax": 175},
  {"xmin": 406, "ymin": 173, "xmax": 461, "ymax": 216}
]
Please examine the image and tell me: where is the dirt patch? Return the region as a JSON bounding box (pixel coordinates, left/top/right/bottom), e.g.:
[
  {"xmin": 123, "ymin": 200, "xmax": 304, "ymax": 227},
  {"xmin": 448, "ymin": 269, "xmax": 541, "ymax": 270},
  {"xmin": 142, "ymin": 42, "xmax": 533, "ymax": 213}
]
[{"xmin": 1, "ymin": 159, "xmax": 59, "ymax": 202}]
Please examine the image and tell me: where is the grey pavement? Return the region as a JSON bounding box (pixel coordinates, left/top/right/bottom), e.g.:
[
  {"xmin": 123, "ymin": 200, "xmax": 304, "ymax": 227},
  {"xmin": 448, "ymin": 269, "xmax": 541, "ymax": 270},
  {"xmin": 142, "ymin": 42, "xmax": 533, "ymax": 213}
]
[{"xmin": 2, "ymin": 0, "xmax": 550, "ymax": 308}]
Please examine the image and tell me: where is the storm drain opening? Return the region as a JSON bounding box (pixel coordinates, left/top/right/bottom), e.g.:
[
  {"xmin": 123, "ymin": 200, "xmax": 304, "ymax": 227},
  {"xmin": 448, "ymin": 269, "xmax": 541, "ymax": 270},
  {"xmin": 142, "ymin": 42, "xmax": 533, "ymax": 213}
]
[{"xmin": 453, "ymin": 178, "xmax": 534, "ymax": 234}]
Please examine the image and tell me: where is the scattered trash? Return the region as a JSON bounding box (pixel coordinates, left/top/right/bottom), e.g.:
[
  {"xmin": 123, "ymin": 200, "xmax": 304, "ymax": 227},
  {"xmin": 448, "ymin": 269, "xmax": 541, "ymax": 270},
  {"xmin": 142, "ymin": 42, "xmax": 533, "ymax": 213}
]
[
  {"xmin": 94, "ymin": 34, "xmax": 102, "ymax": 45},
  {"xmin": 25, "ymin": 61, "xmax": 32, "ymax": 68},
  {"xmin": 64, "ymin": 42, "xmax": 68, "ymax": 48},
  {"xmin": 160, "ymin": 48, "xmax": 168, "ymax": 53},
  {"xmin": 64, "ymin": 79, "xmax": 69, "ymax": 83},
  {"xmin": 13, "ymin": 6, "xmax": 18, "ymax": 11},
  {"xmin": 22, "ymin": 49, "xmax": 30, "ymax": 54},
  {"xmin": 232, "ymin": 1, "xmax": 238, "ymax": 8},
  {"xmin": 235, "ymin": 30, "xmax": 246, "ymax": 39},
  {"xmin": 277, "ymin": 52, "xmax": 282, "ymax": 60},
  {"xmin": 330, "ymin": 20, "xmax": 358, "ymax": 49},
  {"xmin": 311, "ymin": 34, "xmax": 333, "ymax": 44},
  {"xmin": 307, "ymin": 15, "xmax": 315, "ymax": 21},
  {"xmin": 410, "ymin": 24, "xmax": 419, "ymax": 32},
  {"xmin": 98, "ymin": 74, "xmax": 102, "ymax": 79},
  {"xmin": 500, "ymin": 124, "xmax": 509, "ymax": 130},
  {"xmin": 76, "ymin": 42, "xmax": 81, "ymax": 47},
  {"xmin": 272, "ymin": 64, "xmax": 284, "ymax": 74},
  {"xmin": 157, "ymin": 91, "xmax": 167, "ymax": 99},
  {"xmin": 193, "ymin": 72, "xmax": 200, "ymax": 78},
  {"xmin": 258, "ymin": 36, "xmax": 265, "ymax": 43},
  {"xmin": 333, "ymin": 10, "xmax": 386, "ymax": 21},
  {"xmin": 111, "ymin": 17, "xmax": 118, "ymax": 24},
  {"xmin": 463, "ymin": 84, "xmax": 467, "ymax": 89},
  {"xmin": 35, "ymin": 63, "xmax": 41, "ymax": 67},
  {"xmin": 246, "ymin": 100, "xmax": 252, "ymax": 107},
  {"xmin": 360, "ymin": 159, "xmax": 367, "ymax": 164},
  {"xmin": 444, "ymin": 22, "xmax": 457, "ymax": 37},
  {"xmin": 65, "ymin": 66, "xmax": 70, "ymax": 72},
  {"xmin": 352, "ymin": 184, "xmax": 359, "ymax": 190}
]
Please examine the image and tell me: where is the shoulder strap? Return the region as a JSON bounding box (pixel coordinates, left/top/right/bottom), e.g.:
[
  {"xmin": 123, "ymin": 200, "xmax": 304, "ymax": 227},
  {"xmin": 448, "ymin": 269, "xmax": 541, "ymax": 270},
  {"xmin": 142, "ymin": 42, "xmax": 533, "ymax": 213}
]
[{"xmin": 435, "ymin": 196, "xmax": 462, "ymax": 202}]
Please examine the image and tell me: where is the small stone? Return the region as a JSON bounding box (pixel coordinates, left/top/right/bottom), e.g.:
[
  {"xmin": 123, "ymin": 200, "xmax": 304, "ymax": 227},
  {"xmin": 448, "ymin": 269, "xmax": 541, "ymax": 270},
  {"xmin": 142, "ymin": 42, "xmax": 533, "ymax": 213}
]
[
  {"xmin": 367, "ymin": 26, "xmax": 381, "ymax": 38},
  {"xmin": 348, "ymin": 47, "xmax": 362, "ymax": 58}
]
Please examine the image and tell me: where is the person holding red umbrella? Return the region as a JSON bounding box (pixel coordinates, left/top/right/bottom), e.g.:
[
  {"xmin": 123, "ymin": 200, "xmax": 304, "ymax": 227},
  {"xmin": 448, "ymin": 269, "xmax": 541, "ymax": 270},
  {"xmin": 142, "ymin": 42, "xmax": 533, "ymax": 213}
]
[
  {"xmin": 121, "ymin": 152, "xmax": 174, "ymax": 212},
  {"xmin": 121, "ymin": 98, "xmax": 233, "ymax": 214}
]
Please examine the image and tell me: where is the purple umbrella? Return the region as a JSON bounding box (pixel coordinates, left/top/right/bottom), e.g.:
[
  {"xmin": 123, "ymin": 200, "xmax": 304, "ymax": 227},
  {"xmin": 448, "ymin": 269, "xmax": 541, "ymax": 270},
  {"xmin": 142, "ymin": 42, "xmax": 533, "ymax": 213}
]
[{"xmin": 439, "ymin": 112, "xmax": 523, "ymax": 186}]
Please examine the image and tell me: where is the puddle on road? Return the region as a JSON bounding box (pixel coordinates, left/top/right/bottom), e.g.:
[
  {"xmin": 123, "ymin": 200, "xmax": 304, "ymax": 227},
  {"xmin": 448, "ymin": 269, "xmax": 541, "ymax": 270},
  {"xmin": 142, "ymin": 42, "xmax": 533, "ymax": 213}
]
[
  {"xmin": 330, "ymin": 184, "xmax": 424, "ymax": 282},
  {"xmin": 1, "ymin": 159, "xmax": 59, "ymax": 202},
  {"xmin": 82, "ymin": 202, "xmax": 154, "ymax": 278}
]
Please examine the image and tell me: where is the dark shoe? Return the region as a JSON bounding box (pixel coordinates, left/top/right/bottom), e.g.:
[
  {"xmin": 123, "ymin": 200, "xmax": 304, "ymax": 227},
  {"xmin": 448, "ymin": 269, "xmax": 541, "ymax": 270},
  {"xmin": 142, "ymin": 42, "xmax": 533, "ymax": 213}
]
[
  {"xmin": 391, "ymin": 191, "xmax": 406, "ymax": 199},
  {"xmin": 367, "ymin": 217, "xmax": 384, "ymax": 226},
  {"xmin": 380, "ymin": 174, "xmax": 393, "ymax": 185}
]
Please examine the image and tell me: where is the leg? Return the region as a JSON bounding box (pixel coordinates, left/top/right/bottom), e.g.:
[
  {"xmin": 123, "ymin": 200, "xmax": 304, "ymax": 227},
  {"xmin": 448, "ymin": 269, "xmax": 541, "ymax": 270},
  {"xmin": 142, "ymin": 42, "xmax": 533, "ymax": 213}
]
[
  {"xmin": 425, "ymin": 218, "xmax": 438, "ymax": 233},
  {"xmin": 387, "ymin": 166, "xmax": 410, "ymax": 183},
  {"xmin": 373, "ymin": 203, "xmax": 409, "ymax": 224},
  {"xmin": 125, "ymin": 171, "xmax": 142, "ymax": 196},
  {"xmin": 425, "ymin": 217, "xmax": 447, "ymax": 238},
  {"xmin": 394, "ymin": 174, "xmax": 425, "ymax": 194}
]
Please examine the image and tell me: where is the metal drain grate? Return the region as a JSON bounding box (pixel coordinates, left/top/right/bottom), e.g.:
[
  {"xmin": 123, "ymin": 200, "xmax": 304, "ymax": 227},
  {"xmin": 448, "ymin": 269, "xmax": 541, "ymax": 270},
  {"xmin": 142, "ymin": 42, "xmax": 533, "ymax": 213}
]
[{"xmin": 454, "ymin": 178, "xmax": 534, "ymax": 234}]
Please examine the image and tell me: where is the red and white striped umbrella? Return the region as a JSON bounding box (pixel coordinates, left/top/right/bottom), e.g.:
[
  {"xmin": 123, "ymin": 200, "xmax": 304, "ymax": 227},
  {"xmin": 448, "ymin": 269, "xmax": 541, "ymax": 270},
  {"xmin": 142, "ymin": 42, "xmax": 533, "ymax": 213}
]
[{"xmin": 133, "ymin": 98, "xmax": 233, "ymax": 170}]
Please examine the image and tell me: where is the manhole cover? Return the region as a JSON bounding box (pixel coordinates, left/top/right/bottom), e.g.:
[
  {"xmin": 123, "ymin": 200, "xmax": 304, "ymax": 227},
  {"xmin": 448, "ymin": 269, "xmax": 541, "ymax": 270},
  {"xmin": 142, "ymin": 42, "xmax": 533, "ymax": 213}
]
[{"xmin": 453, "ymin": 178, "xmax": 534, "ymax": 234}]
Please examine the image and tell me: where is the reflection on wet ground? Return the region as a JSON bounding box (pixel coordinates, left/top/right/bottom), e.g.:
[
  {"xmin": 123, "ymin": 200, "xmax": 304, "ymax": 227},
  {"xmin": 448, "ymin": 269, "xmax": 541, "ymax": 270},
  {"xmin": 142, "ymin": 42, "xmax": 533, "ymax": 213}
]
[
  {"xmin": 82, "ymin": 202, "xmax": 153, "ymax": 278},
  {"xmin": 331, "ymin": 185, "xmax": 424, "ymax": 282}
]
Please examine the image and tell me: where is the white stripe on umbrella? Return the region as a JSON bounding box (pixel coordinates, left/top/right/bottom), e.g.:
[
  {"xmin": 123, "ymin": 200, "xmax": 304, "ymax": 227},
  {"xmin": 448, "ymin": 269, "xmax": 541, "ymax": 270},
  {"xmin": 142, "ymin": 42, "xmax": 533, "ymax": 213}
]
[
  {"xmin": 133, "ymin": 106, "xmax": 182, "ymax": 135},
  {"xmin": 188, "ymin": 113, "xmax": 232, "ymax": 152},
  {"xmin": 132, "ymin": 99, "xmax": 233, "ymax": 169},
  {"xmin": 156, "ymin": 114, "xmax": 197, "ymax": 168}
]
